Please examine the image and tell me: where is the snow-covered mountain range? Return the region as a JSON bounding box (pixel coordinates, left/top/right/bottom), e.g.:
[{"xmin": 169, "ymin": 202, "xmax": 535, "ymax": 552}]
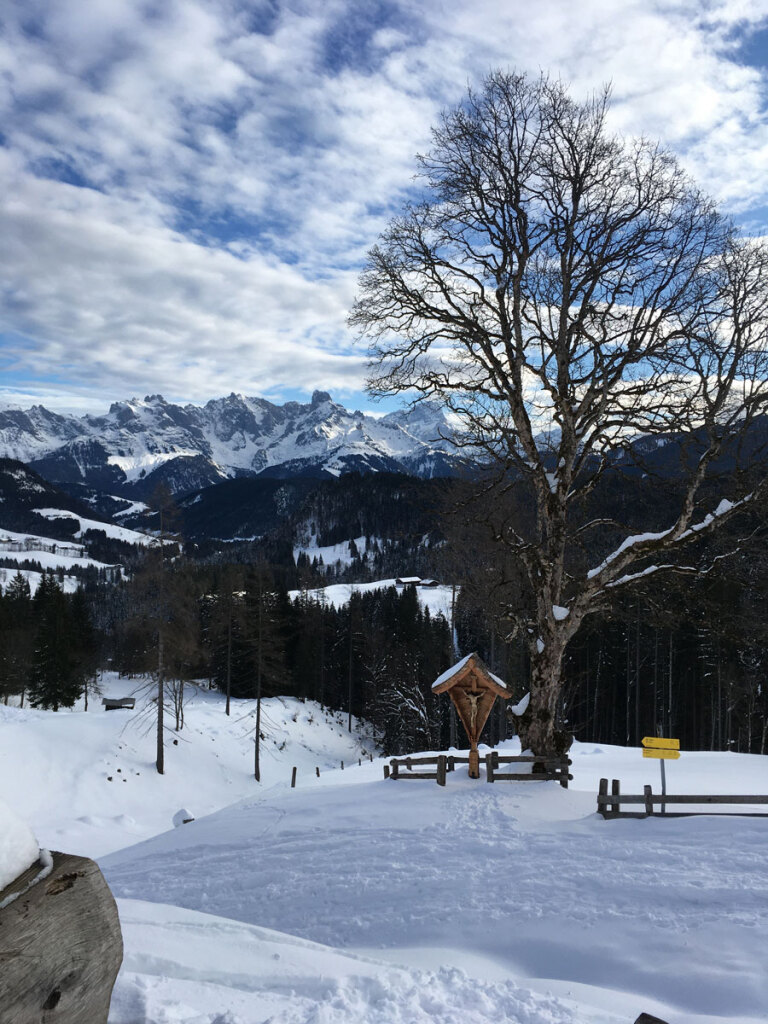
[{"xmin": 0, "ymin": 392, "xmax": 460, "ymax": 496}]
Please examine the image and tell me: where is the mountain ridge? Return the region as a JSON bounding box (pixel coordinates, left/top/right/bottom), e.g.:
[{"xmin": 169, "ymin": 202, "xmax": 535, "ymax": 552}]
[{"xmin": 0, "ymin": 392, "xmax": 461, "ymax": 497}]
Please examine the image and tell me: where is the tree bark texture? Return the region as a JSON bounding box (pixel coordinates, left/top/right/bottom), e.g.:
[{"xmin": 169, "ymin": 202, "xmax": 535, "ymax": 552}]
[{"xmin": 0, "ymin": 851, "xmax": 123, "ymax": 1024}]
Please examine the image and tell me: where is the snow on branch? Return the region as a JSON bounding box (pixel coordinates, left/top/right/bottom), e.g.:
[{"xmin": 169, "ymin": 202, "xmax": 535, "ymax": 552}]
[{"xmin": 587, "ymin": 494, "xmax": 753, "ymax": 585}]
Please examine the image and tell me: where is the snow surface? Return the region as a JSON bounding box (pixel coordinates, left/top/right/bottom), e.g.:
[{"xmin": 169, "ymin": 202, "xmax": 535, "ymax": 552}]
[
  {"xmin": 0, "ymin": 798, "xmax": 39, "ymax": 892},
  {"xmin": 0, "ymin": 525, "xmax": 119, "ymax": 593},
  {"xmin": 431, "ymin": 652, "xmax": 474, "ymax": 689},
  {"xmin": 0, "ymin": 566, "xmax": 81, "ymax": 595},
  {"xmin": 0, "ymin": 675, "xmax": 375, "ymax": 859},
  {"xmin": 35, "ymin": 507, "xmax": 155, "ymax": 546},
  {"xmin": 6, "ymin": 677, "xmax": 768, "ymax": 1023},
  {"xmin": 289, "ymin": 578, "xmax": 455, "ymax": 620},
  {"xmin": 292, "ymin": 535, "xmax": 371, "ymax": 568}
]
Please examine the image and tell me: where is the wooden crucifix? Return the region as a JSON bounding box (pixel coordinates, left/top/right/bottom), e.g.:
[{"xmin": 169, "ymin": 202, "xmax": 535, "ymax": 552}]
[{"xmin": 432, "ymin": 652, "xmax": 510, "ymax": 778}]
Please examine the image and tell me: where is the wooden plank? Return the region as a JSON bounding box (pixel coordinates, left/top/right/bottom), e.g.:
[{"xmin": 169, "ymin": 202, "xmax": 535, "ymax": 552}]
[
  {"xmin": 494, "ymin": 755, "xmax": 570, "ymax": 765},
  {"xmin": 644, "ymin": 784, "xmax": 653, "ymax": 816},
  {"xmin": 642, "ymin": 748, "xmax": 680, "ymax": 760},
  {"xmin": 393, "ymin": 773, "xmax": 439, "ymax": 780},
  {"xmin": 642, "ymin": 737, "xmax": 679, "ymax": 750},
  {"xmin": 596, "ymin": 793, "xmax": 768, "ymax": 806},
  {"xmin": 437, "ymin": 755, "xmax": 447, "ymax": 787},
  {"xmin": 485, "ymin": 753, "xmax": 494, "ymax": 782},
  {"xmin": 598, "ymin": 778, "xmax": 608, "ymax": 819},
  {"xmin": 0, "ymin": 851, "xmax": 122, "ymax": 1024},
  {"xmin": 489, "ymin": 772, "xmax": 560, "ymax": 782},
  {"xmin": 391, "ymin": 756, "xmax": 444, "ymax": 766}
]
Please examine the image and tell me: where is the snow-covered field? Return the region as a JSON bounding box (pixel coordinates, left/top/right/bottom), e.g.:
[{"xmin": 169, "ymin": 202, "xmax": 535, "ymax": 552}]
[
  {"xmin": 3, "ymin": 678, "xmax": 768, "ymax": 1023},
  {"xmin": 0, "ymin": 675, "xmax": 375, "ymax": 858},
  {"xmin": 0, "ymin": 525, "xmax": 119, "ymax": 593},
  {"xmin": 289, "ymin": 577, "xmax": 455, "ymax": 620},
  {"xmin": 35, "ymin": 507, "xmax": 156, "ymax": 545}
]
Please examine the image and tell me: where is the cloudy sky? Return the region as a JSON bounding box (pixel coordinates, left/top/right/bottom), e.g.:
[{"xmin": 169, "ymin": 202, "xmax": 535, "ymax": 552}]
[{"xmin": 2, "ymin": 0, "xmax": 768, "ymax": 415}]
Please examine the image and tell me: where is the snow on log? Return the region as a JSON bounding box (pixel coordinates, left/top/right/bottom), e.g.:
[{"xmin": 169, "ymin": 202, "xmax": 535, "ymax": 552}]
[{"xmin": 0, "ymin": 799, "xmax": 39, "ymax": 893}]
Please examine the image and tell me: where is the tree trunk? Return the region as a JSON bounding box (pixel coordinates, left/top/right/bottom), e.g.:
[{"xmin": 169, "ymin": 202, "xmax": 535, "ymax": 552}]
[
  {"xmin": 516, "ymin": 640, "xmax": 572, "ymax": 756},
  {"xmin": 225, "ymin": 613, "xmax": 232, "ymax": 717},
  {"xmin": 156, "ymin": 630, "xmax": 164, "ymax": 775}
]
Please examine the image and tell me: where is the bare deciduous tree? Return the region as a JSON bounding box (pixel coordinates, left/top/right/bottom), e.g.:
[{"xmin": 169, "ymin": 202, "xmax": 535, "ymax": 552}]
[{"xmin": 350, "ymin": 71, "xmax": 768, "ymax": 755}]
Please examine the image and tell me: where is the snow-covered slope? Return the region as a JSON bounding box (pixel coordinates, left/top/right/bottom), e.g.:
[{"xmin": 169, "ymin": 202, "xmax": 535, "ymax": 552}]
[
  {"xmin": 289, "ymin": 577, "xmax": 455, "ymax": 620},
  {"xmin": 0, "ymin": 674, "xmax": 376, "ymax": 858},
  {"xmin": 6, "ymin": 681, "xmax": 768, "ymax": 1023},
  {"xmin": 0, "ymin": 525, "xmax": 123, "ymax": 593},
  {"xmin": 101, "ymin": 741, "xmax": 768, "ymax": 1024},
  {"xmin": 0, "ymin": 393, "xmax": 461, "ymax": 495}
]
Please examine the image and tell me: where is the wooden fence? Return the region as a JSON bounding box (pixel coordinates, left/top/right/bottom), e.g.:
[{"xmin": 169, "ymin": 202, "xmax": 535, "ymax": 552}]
[
  {"xmin": 387, "ymin": 755, "xmax": 449, "ymax": 785},
  {"xmin": 597, "ymin": 778, "xmax": 768, "ymax": 819},
  {"xmin": 486, "ymin": 752, "xmax": 572, "ymax": 787},
  {"xmin": 386, "ymin": 753, "xmax": 572, "ymax": 787}
]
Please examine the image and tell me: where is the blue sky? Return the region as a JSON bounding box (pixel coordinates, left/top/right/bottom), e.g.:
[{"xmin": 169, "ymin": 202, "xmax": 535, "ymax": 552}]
[{"xmin": 2, "ymin": 0, "xmax": 768, "ymax": 416}]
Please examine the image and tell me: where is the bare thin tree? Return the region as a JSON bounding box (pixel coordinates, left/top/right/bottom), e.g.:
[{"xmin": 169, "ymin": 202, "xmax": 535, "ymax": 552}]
[{"xmin": 350, "ymin": 71, "xmax": 768, "ymax": 754}]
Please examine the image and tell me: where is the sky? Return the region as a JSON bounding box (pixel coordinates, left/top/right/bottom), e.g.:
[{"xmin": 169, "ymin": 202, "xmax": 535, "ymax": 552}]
[{"xmin": 2, "ymin": 0, "xmax": 768, "ymax": 417}]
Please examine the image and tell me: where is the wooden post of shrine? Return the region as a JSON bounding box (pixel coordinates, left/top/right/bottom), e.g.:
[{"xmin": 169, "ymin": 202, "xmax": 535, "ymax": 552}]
[{"xmin": 432, "ymin": 653, "xmax": 511, "ymax": 778}]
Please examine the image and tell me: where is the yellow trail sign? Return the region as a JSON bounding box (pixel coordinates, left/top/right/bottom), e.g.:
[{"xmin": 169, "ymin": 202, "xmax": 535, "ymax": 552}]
[
  {"xmin": 642, "ymin": 737, "xmax": 679, "ymax": 750},
  {"xmin": 642, "ymin": 747, "xmax": 680, "ymax": 760}
]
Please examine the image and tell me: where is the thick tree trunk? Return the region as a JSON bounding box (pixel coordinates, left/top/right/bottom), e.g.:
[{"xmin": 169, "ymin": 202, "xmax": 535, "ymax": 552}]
[{"xmin": 515, "ymin": 639, "xmax": 573, "ymax": 757}]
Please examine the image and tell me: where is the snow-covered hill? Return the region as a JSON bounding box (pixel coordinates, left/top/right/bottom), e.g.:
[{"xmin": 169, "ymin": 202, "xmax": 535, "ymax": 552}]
[
  {"xmin": 0, "ymin": 392, "xmax": 461, "ymax": 496},
  {"xmin": 5, "ymin": 682, "xmax": 768, "ymax": 1023},
  {"xmin": 0, "ymin": 674, "xmax": 375, "ymax": 857}
]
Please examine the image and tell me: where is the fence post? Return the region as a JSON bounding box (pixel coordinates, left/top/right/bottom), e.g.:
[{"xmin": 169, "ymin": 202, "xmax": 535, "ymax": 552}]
[
  {"xmin": 559, "ymin": 758, "xmax": 570, "ymax": 789},
  {"xmin": 447, "ymin": 755, "xmax": 455, "ymax": 772},
  {"xmin": 644, "ymin": 784, "xmax": 653, "ymax": 817},
  {"xmin": 437, "ymin": 755, "xmax": 447, "ymax": 787},
  {"xmin": 485, "ymin": 752, "xmax": 495, "ymax": 782},
  {"xmin": 611, "ymin": 778, "xmax": 620, "ymax": 816},
  {"xmin": 383, "ymin": 764, "xmax": 390, "ymax": 779},
  {"xmin": 291, "ymin": 766, "xmax": 297, "ymax": 788},
  {"xmin": 598, "ymin": 777, "xmax": 608, "ymax": 818},
  {"xmin": 315, "ymin": 766, "xmax": 320, "ymax": 778},
  {"xmin": 391, "ymin": 759, "xmax": 399, "ymax": 779}
]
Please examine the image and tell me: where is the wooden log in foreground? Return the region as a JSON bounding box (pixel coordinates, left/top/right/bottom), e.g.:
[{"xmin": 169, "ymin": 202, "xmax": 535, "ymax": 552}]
[{"xmin": 0, "ymin": 851, "xmax": 123, "ymax": 1024}]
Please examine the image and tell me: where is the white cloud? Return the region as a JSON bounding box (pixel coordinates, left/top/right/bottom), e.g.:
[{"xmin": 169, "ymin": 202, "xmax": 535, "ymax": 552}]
[{"xmin": 1, "ymin": 0, "xmax": 768, "ymax": 412}]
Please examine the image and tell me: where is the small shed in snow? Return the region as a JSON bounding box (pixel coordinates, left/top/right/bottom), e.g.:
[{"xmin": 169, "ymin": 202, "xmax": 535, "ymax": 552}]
[
  {"xmin": 102, "ymin": 697, "xmax": 136, "ymax": 711},
  {"xmin": 395, "ymin": 576, "xmax": 421, "ymax": 587},
  {"xmin": 432, "ymin": 653, "xmax": 510, "ymax": 778}
]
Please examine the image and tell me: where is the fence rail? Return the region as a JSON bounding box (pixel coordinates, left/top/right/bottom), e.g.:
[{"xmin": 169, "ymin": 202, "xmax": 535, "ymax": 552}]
[
  {"xmin": 486, "ymin": 752, "xmax": 572, "ymax": 787},
  {"xmin": 597, "ymin": 778, "xmax": 768, "ymax": 818}
]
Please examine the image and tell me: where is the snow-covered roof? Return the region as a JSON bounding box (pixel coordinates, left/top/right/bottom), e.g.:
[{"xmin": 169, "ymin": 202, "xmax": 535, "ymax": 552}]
[{"xmin": 431, "ymin": 652, "xmax": 509, "ymax": 696}]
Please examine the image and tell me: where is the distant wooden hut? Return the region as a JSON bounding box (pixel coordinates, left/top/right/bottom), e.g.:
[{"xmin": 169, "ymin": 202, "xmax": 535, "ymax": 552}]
[
  {"xmin": 432, "ymin": 653, "xmax": 510, "ymax": 777},
  {"xmin": 395, "ymin": 576, "xmax": 421, "ymax": 586},
  {"xmin": 101, "ymin": 697, "xmax": 136, "ymax": 711}
]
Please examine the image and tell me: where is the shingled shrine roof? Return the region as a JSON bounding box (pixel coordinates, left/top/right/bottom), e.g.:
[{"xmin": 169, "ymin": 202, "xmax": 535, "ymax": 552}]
[{"xmin": 431, "ymin": 652, "xmax": 509, "ymax": 697}]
